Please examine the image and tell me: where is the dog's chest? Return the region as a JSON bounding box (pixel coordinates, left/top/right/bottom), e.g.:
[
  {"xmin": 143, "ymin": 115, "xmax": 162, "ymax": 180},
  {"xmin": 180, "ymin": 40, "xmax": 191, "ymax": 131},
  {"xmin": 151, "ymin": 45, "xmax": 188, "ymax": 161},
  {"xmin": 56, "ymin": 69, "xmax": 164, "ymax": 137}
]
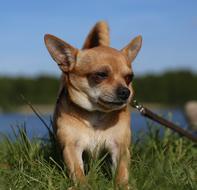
[
  {"xmin": 79, "ymin": 116, "xmax": 122, "ymax": 153},
  {"xmin": 82, "ymin": 127, "xmax": 117, "ymax": 154},
  {"xmin": 56, "ymin": 107, "xmax": 130, "ymax": 154}
]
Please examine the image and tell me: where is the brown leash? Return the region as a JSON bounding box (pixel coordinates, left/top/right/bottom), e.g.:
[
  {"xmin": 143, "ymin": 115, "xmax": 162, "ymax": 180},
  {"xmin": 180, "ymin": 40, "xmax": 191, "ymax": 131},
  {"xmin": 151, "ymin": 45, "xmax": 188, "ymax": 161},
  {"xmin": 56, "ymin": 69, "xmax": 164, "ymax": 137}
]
[{"xmin": 131, "ymin": 99, "xmax": 197, "ymax": 143}]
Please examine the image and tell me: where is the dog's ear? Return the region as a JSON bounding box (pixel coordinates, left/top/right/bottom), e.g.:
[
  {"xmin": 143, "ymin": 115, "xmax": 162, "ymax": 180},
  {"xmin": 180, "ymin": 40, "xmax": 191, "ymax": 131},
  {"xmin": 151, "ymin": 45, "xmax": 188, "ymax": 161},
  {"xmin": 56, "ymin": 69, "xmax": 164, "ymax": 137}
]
[
  {"xmin": 44, "ymin": 34, "xmax": 78, "ymax": 72},
  {"xmin": 82, "ymin": 21, "xmax": 110, "ymax": 49},
  {"xmin": 121, "ymin": 35, "xmax": 142, "ymax": 63}
]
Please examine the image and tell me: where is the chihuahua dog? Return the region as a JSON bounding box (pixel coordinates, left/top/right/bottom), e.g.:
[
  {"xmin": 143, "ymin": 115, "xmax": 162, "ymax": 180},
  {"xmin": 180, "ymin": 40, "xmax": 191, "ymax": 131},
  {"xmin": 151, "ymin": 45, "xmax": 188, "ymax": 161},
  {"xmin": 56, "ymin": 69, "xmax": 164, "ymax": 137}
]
[{"xmin": 44, "ymin": 21, "xmax": 142, "ymax": 189}]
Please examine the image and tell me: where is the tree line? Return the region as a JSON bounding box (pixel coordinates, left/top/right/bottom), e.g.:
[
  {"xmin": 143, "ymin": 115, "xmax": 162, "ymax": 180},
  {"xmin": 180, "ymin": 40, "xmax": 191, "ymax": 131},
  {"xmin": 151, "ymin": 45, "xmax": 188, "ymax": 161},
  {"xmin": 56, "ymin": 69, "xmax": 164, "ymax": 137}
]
[
  {"xmin": 133, "ymin": 70, "xmax": 197, "ymax": 105},
  {"xmin": 0, "ymin": 70, "xmax": 196, "ymax": 111}
]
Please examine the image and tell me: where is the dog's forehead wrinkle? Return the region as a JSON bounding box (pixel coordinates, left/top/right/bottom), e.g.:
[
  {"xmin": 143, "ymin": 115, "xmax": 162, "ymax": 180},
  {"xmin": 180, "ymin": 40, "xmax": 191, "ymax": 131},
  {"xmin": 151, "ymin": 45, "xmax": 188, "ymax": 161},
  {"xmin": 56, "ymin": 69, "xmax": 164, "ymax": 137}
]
[
  {"xmin": 78, "ymin": 47, "xmax": 127, "ymax": 64},
  {"xmin": 93, "ymin": 47, "xmax": 126, "ymax": 62}
]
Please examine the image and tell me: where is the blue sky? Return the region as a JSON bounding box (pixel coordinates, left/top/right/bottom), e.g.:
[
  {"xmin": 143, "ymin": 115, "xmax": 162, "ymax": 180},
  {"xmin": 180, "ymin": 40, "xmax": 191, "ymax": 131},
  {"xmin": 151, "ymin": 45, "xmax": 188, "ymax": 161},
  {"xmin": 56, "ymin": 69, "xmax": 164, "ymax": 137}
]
[{"xmin": 0, "ymin": 0, "xmax": 197, "ymax": 76}]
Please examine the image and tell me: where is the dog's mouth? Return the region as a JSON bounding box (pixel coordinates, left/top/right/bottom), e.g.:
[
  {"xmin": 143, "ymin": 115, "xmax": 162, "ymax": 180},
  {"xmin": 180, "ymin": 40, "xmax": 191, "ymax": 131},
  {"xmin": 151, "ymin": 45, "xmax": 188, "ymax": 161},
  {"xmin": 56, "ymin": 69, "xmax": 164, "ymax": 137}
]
[{"xmin": 98, "ymin": 98, "xmax": 126, "ymax": 107}]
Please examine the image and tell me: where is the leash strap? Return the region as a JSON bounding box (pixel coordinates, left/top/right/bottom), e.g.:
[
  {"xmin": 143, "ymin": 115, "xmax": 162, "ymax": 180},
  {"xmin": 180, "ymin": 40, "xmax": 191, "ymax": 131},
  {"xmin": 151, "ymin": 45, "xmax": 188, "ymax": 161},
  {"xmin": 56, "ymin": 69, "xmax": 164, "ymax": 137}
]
[{"xmin": 131, "ymin": 99, "xmax": 197, "ymax": 143}]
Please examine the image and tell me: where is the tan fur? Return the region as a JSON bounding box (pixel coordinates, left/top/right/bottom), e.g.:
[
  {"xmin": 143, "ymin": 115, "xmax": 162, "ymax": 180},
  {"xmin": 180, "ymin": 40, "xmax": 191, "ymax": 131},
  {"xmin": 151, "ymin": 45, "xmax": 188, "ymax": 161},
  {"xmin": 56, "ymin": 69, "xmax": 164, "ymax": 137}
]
[
  {"xmin": 44, "ymin": 21, "xmax": 142, "ymax": 190},
  {"xmin": 82, "ymin": 21, "xmax": 110, "ymax": 49}
]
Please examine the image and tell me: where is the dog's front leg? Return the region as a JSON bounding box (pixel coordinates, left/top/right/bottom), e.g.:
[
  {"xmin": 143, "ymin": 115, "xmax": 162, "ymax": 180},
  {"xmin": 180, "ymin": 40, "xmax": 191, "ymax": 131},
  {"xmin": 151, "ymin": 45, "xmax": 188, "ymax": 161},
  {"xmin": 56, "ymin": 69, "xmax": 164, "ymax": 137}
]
[
  {"xmin": 112, "ymin": 147, "xmax": 130, "ymax": 190},
  {"xmin": 63, "ymin": 145, "xmax": 85, "ymax": 184}
]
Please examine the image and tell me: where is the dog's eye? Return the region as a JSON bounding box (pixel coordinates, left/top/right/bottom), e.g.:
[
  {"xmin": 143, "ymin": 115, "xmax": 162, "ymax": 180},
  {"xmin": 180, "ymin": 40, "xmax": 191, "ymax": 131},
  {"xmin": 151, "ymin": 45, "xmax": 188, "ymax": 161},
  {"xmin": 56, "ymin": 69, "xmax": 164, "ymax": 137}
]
[
  {"xmin": 95, "ymin": 71, "xmax": 108, "ymax": 78},
  {"xmin": 90, "ymin": 71, "xmax": 109, "ymax": 83},
  {"xmin": 125, "ymin": 74, "xmax": 134, "ymax": 85}
]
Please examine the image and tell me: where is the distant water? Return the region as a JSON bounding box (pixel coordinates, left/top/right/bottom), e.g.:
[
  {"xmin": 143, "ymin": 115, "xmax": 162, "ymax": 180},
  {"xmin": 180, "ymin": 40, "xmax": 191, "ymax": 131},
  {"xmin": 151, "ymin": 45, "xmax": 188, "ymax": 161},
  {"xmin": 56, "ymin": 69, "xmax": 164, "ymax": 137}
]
[{"xmin": 0, "ymin": 109, "xmax": 190, "ymax": 140}]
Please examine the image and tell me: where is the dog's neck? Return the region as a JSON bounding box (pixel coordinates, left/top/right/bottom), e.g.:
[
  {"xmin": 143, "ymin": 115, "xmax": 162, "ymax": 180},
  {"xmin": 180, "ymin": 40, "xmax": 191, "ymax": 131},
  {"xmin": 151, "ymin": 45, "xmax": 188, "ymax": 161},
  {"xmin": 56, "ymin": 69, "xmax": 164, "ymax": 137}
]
[{"xmin": 56, "ymin": 86, "xmax": 126, "ymax": 129}]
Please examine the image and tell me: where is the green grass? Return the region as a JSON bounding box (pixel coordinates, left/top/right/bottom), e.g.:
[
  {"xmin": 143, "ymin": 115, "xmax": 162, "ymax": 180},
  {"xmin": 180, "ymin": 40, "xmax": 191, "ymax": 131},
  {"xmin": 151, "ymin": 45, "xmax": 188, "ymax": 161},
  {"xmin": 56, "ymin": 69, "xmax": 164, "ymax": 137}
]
[{"xmin": 0, "ymin": 123, "xmax": 196, "ymax": 190}]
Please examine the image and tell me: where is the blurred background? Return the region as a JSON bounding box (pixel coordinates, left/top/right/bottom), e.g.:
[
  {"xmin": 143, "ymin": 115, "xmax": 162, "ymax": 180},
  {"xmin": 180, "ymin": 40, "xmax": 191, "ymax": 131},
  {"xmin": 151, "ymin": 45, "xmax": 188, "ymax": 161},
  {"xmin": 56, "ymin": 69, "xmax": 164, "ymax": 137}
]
[{"xmin": 0, "ymin": 0, "xmax": 197, "ymax": 137}]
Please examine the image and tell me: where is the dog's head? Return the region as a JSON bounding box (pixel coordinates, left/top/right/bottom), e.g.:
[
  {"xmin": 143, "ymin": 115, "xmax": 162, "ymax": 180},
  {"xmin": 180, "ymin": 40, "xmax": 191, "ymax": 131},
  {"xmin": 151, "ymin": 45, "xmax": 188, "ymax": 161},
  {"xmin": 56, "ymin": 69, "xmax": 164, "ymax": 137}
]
[{"xmin": 44, "ymin": 21, "xmax": 142, "ymax": 112}]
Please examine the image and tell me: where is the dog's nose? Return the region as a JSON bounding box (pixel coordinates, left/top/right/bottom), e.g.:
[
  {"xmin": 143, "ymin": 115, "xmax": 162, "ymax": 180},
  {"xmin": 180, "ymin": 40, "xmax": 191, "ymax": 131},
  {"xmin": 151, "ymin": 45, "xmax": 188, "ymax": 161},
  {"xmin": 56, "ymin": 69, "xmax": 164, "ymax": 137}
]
[{"xmin": 116, "ymin": 86, "xmax": 130, "ymax": 101}]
